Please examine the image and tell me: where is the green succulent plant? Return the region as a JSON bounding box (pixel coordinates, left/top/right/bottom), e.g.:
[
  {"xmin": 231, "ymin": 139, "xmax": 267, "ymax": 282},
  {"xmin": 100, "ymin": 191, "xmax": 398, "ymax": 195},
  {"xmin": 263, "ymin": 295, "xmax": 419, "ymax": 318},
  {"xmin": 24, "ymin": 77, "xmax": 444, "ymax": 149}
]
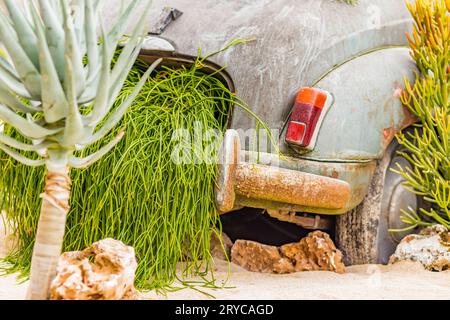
[
  {"xmin": 394, "ymin": 0, "xmax": 450, "ymax": 230},
  {"xmin": 0, "ymin": 0, "xmax": 159, "ymax": 299}
]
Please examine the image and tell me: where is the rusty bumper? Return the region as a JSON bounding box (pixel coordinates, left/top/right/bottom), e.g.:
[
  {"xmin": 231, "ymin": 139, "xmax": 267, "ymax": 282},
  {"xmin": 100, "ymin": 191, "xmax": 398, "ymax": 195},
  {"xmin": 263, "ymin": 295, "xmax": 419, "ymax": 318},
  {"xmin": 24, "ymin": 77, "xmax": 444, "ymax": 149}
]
[
  {"xmin": 216, "ymin": 130, "xmax": 352, "ymax": 214},
  {"xmin": 235, "ymin": 163, "xmax": 351, "ymax": 210}
]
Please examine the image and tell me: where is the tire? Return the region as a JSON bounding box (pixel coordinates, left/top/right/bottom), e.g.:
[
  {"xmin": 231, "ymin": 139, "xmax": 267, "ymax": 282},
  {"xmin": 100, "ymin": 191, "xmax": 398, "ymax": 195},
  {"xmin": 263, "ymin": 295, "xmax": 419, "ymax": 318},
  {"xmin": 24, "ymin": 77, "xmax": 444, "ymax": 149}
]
[{"xmin": 336, "ymin": 139, "xmax": 419, "ymax": 265}]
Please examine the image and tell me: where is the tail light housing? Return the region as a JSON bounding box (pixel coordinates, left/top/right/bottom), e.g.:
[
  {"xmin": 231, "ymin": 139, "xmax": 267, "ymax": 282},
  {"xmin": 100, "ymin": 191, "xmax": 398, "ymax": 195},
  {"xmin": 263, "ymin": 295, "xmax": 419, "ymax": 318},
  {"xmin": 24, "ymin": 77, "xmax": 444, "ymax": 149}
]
[{"xmin": 285, "ymin": 87, "xmax": 333, "ymax": 151}]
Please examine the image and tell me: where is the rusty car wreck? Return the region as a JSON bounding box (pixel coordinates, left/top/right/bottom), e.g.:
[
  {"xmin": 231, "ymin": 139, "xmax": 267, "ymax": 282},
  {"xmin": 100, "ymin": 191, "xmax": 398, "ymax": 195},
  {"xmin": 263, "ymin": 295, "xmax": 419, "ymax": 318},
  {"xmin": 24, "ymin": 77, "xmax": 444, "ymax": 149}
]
[{"xmin": 137, "ymin": 0, "xmax": 420, "ymax": 265}]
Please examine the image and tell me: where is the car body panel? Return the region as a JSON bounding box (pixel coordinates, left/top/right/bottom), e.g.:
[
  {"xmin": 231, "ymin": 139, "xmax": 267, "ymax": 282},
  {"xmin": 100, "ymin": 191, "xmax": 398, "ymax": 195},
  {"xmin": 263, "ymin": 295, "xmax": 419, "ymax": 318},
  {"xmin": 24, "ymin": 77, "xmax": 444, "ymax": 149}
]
[
  {"xmin": 283, "ymin": 47, "xmax": 417, "ymax": 161},
  {"xmin": 107, "ymin": 0, "xmax": 416, "ymax": 214},
  {"xmin": 106, "ymin": 0, "xmax": 412, "ymax": 150}
]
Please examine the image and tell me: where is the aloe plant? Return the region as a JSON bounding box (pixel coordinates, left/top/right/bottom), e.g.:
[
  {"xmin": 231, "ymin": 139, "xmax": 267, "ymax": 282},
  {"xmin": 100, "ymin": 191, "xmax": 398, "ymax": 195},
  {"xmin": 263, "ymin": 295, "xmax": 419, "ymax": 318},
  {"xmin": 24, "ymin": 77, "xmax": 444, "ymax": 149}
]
[{"xmin": 0, "ymin": 0, "xmax": 160, "ymax": 299}]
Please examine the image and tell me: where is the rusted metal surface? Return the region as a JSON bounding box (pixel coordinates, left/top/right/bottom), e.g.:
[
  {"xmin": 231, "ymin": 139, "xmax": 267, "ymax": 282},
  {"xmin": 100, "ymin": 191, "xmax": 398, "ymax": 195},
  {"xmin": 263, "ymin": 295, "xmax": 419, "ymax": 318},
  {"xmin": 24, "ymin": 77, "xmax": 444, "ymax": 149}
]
[
  {"xmin": 382, "ymin": 127, "xmax": 397, "ymax": 148},
  {"xmin": 335, "ymin": 139, "xmax": 417, "ymax": 265},
  {"xmin": 266, "ymin": 209, "xmax": 334, "ymax": 230},
  {"xmin": 235, "ymin": 163, "xmax": 350, "ymax": 209},
  {"xmin": 381, "ymin": 92, "xmax": 418, "ymax": 148},
  {"xmin": 240, "ymin": 151, "xmax": 377, "ymax": 214},
  {"xmin": 215, "ymin": 130, "xmax": 240, "ymax": 213},
  {"xmin": 401, "ymin": 104, "xmax": 419, "ymax": 129},
  {"xmin": 216, "ymin": 130, "xmax": 352, "ymax": 214}
]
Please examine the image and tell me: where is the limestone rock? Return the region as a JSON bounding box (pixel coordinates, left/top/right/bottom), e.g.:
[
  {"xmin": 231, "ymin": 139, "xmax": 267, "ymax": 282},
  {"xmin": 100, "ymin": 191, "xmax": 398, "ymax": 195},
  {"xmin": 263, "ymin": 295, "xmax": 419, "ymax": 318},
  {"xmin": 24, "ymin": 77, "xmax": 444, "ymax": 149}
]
[
  {"xmin": 231, "ymin": 231, "xmax": 345, "ymax": 274},
  {"xmin": 50, "ymin": 238, "xmax": 138, "ymax": 300},
  {"xmin": 210, "ymin": 231, "xmax": 233, "ymax": 260},
  {"xmin": 389, "ymin": 225, "xmax": 450, "ymax": 271},
  {"xmin": 280, "ymin": 231, "xmax": 346, "ymax": 273},
  {"xmin": 231, "ymin": 240, "xmax": 295, "ymax": 273}
]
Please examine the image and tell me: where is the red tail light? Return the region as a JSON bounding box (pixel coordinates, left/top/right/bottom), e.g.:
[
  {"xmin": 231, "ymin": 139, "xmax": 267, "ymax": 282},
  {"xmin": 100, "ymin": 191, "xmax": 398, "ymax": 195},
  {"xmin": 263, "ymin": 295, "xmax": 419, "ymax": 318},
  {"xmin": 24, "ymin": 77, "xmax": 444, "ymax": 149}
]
[{"xmin": 285, "ymin": 87, "xmax": 333, "ymax": 151}]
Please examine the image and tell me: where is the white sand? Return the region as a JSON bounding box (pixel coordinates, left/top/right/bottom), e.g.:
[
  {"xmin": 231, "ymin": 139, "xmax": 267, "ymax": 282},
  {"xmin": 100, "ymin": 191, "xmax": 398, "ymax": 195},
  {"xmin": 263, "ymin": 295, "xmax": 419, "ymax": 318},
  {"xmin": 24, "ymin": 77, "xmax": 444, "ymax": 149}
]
[
  {"xmin": 143, "ymin": 260, "xmax": 450, "ymax": 300},
  {"xmin": 1, "ymin": 217, "xmax": 450, "ymax": 300},
  {"xmin": 0, "ymin": 215, "xmax": 28, "ymax": 300}
]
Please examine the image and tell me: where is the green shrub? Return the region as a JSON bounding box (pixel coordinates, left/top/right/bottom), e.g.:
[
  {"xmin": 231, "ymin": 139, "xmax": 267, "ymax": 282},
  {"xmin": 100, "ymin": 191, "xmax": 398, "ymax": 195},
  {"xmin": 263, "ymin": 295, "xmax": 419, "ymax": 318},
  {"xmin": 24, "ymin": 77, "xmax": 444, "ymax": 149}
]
[
  {"xmin": 0, "ymin": 46, "xmax": 270, "ymax": 290},
  {"xmin": 393, "ymin": 0, "xmax": 450, "ymax": 230}
]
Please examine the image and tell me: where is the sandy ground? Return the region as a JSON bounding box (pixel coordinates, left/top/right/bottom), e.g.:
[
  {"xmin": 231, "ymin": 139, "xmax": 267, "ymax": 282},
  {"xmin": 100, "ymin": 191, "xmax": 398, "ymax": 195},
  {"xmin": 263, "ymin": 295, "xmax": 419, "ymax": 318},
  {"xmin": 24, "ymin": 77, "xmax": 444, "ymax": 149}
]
[
  {"xmin": 1, "ymin": 217, "xmax": 450, "ymax": 300},
  {"xmin": 142, "ymin": 260, "xmax": 450, "ymax": 300}
]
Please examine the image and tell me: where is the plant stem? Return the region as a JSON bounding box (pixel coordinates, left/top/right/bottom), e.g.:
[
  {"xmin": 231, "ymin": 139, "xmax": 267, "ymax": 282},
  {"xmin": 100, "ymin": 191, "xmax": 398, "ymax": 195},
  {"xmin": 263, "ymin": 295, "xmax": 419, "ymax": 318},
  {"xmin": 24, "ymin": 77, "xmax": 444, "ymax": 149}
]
[{"xmin": 28, "ymin": 162, "xmax": 71, "ymax": 300}]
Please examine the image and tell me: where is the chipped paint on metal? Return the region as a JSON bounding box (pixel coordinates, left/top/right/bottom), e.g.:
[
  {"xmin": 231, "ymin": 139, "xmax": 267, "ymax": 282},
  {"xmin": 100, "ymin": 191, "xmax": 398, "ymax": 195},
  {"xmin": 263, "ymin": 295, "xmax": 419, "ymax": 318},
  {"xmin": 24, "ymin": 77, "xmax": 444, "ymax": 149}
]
[
  {"xmin": 235, "ymin": 163, "xmax": 351, "ymax": 210},
  {"xmin": 285, "ymin": 47, "xmax": 417, "ymax": 161},
  {"xmin": 238, "ymin": 151, "xmax": 377, "ymax": 215}
]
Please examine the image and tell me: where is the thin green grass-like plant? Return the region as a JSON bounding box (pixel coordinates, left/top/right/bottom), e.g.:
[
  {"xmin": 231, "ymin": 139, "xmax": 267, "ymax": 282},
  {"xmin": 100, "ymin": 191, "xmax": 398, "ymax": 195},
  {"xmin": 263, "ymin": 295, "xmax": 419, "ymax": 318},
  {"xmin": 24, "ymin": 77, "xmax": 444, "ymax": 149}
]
[
  {"xmin": 0, "ymin": 0, "xmax": 157, "ymax": 299},
  {"xmin": 0, "ymin": 46, "xmax": 272, "ymax": 291},
  {"xmin": 340, "ymin": 0, "xmax": 358, "ymax": 5}
]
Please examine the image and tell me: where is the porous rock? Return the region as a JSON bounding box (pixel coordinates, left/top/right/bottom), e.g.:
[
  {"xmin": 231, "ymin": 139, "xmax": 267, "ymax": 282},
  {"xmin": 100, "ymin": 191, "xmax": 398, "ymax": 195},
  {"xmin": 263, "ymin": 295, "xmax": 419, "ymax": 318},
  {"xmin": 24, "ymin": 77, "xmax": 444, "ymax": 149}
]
[
  {"xmin": 210, "ymin": 231, "xmax": 234, "ymax": 260},
  {"xmin": 50, "ymin": 238, "xmax": 138, "ymax": 300},
  {"xmin": 389, "ymin": 225, "xmax": 450, "ymax": 271},
  {"xmin": 231, "ymin": 231, "xmax": 345, "ymax": 274}
]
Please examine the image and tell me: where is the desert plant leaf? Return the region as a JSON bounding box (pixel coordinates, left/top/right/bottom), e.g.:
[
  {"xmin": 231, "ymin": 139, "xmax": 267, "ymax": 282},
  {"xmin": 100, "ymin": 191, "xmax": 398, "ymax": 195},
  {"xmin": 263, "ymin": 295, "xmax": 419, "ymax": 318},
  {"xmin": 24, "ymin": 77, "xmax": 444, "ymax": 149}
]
[
  {"xmin": 0, "ymin": 0, "xmax": 158, "ymax": 299},
  {"xmin": 393, "ymin": 0, "xmax": 450, "ymax": 230}
]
